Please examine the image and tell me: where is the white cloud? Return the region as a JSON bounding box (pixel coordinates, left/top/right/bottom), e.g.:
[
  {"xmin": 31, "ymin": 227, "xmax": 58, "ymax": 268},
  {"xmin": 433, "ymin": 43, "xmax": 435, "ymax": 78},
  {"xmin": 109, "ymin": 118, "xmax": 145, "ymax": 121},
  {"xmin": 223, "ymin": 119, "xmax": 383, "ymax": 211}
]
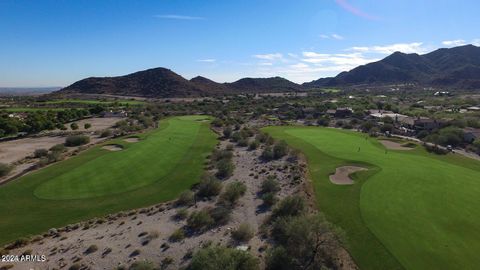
[
  {"xmin": 442, "ymin": 39, "xmax": 467, "ymax": 47},
  {"xmin": 348, "ymin": 42, "xmax": 426, "ymax": 54},
  {"xmin": 197, "ymin": 59, "xmax": 216, "ymax": 63},
  {"xmin": 253, "ymin": 53, "xmax": 283, "ymax": 61},
  {"xmin": 473, "ymin": 39, "xmax": 480, "ymax": 46},
  {"xmin": 331, "ymin": 34, "xmax": 344, "ymax": 40},
  {"xmin": 154, "ymin": 14, "xmax": 205, "ymax": 20},
  {"xmin": 320, "ymin": 34, "xmax": 345, "ymax": 40},
  {"xmin": 252, "ymin": 50, "xmax": 380, "ymax": 83}
]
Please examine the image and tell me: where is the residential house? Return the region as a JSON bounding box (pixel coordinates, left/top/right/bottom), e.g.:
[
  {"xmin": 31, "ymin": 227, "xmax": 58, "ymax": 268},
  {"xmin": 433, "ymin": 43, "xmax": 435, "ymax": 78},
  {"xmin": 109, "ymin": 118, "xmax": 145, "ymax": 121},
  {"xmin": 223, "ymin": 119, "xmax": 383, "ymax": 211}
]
[{"xmin": 463, "ymin": 128, "xmax": 480, "ymax": 143}]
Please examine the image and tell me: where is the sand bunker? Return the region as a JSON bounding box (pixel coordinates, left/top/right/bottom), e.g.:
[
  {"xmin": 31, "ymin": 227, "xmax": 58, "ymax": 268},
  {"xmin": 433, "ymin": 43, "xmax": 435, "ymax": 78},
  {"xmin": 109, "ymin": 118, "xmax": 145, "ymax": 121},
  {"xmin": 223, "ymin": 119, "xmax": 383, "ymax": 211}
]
[
  {"xmin": 101, "ymin": 145, "xmax": 123, "ymax": 151},
  {"xmin": 329, "ymin": 166, "xmax": 367, "ymax": 185},
  {"xmin": 380, "ymin": 140, "xmax": 414, "ymax": 150},
  {"xmin": 124, "ymin": 137, "xmax": 139, "ymax": 143}
]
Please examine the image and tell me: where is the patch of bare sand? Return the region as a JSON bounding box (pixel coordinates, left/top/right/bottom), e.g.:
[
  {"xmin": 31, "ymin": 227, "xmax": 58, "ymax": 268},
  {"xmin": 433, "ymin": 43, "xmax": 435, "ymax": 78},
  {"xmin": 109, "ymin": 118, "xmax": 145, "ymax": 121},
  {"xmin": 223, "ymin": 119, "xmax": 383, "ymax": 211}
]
[
  {"xmin": 329, "ymin": 166, "xmax": 366, "ymax": 185},
  {"xmin": 124, "ymin": 137, "xmax": 139, "ymax": 143},
  {"xmin": 101, "ymin": 145, "xmax": 123, "ymax": 151},
  {"xmin": 380, "ymin": 140, "xmax": 413, "ymax": 150},
  {"xmin": 57, "ymin": 117, "xmax": 124, "ymax": 132}
]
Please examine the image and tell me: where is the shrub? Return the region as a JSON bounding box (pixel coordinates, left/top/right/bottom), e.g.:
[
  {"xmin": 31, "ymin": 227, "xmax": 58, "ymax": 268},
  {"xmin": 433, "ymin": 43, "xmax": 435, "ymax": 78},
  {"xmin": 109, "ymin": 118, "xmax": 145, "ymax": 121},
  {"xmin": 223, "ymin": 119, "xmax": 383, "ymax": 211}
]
[
  {"xmin": 70, "ymin": 123, "xmax": 79, "ymax": 130},
  {"xmin": 267, "ymin": 214, "xmax": 340, "ymax": 270},
  {"xmin": 46, "ymin": 151, "xmax": 63, "ymax": 163},
  {"xmin": 237, "ymin": 138, "xmax": 249, "ymax": 147},
  {"xmin": 174, "ymin": 208, "xmax": 189, "ymax": 220},
  {"xmin": 34, "ymin": 149, "xmax": 48, "ymax": 158},
  {"xmin": 0, "ymin": 163, "xmax": 13, "ymax": 177},
  {"xmin": 84, "ymin": 123, "xmax": 91, "ymax": 129},
  {"xmin": 261, "ymin": 147, "xmax": 274, "ymax": 161},
  {"xmin": 273, "ymin": 140, "xmax": 288, "ymax": 159},
  {"xmin": 261, "ymin": 192, "xmax": 278, "ymax": 207},
  {"xmin": 231, "ymin": 223, "xmax": 254, "ymax": 242},
  {"xmin": 169, "ymin": 228, "xmax": 185, "ymax": 242},
  {"xmin": 187, "ymin": 209, "xmax": 214, "ymax": 232},
  {"xmin": 161, "ymin": 257, "xmax": 174, "ymax": 269},
  {"xmin": 65, "ymin": 135, "xmax": 90, "ymax": 146},
  {"xmin": 209, "ymin": 206, "xmax": 232, "ymax": 226},
  {"xmin": 223, "ymin": 127, "xmax": 232, "ymax": 138},
  {"xmin": 211, "ymin": 149, "xmax": 233, "ymax": 162},
  {"xmin": 271, "ymin": 196, "xmax": 306, "ymax": 220},
  {"xmin": 187, "ymin": 246, "xmax": 259, "ymax": 270},
  {"xmin": 100, "ymin": 129, "xmax": 112, "ymax": 138},
  {"xmin": 261, "ymin": 176, "xmax": 280, "ymax": 194},
  {"xmin": 50, "ymin": 144, "xmax": 67, "ymax": 153},
  {"xmin": 176, "ymin": 190, "xmax": 195, "ymax": 206},
  {"xmin": 220, "ymin": 181, "xmax": 247, "ymax": 206},
  {"xmin": 197, "ymin": 175, "xmax": 222, "ymax": 198},
  {"xmin": 248, "ymin": 140, "xmax": 259, "ymax": 150},
  {"xmin": 215, "ymin": 159, "xmax": 234, "ymax": 179},
  {"xmin": 129, "ymin": 260, "xmax": 156, "ymax": 270}
]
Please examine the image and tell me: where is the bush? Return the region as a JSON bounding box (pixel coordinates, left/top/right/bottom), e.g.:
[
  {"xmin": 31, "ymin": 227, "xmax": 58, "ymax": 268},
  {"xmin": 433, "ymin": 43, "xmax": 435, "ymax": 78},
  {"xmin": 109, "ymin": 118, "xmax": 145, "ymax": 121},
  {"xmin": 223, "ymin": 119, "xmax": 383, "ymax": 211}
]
[
  {"xmin": 231, "ymin": 223, "xmax": 254, "ymax": 242},
  {"xmin": 209, "ymin": 206, "xmax": 232, "ymax": 226},
  {"xmin": 129, "ymin": 260, "xmax": 156, "ymax": 270},
  {"xmin": 174, "ymin": 208, "xmax": 189, "ymax": 220},
  {"xmin": 84, "ymin": 123, "xmax": 91, "ymax": 129},
  {"xmin": 34, "ymin": 149, "xmax": 48, "ymax": 158},
  {"xmin": 261, "ymin": 192, "xmax": 278, "ymax": 207},
  {"xmin": 273, "ymin": 140, "xmax": 288, "ymax": 159},
  {"xmin": 65, "ymin": 135, "xmax": 90, "ymax": 146},
  {"xmin": 248, "ymin": 140, "xmax": 259, "ymax": 150},
  {"xmin": 176, "ymin": 190, "xmax": 195, "ymax": 206},
  {"xmin": 220, "ymin": 181, "xmax": 247, "ymax": 206},
  {"xmin": 100, "ymin": 129, "xmax": 112, "ymax": 137},
  {"xmin": 272, "ymin": 196, "xmax": 306, "ymax": 220},
  {"xmin": 261, "ymin": 147, "xmax": 274, "ymax": 161},
  {"xmin": 70, "ymin": 123, "xmax": 79, "ymax": 130},
  {"xmin": 187, "ymin": 209, "xmax": 214, "ymax": 232},
  {"xmin": 267, "ymin": 214, "xmax": 340, "ymax": 270},
  {"xmin": 46, "ymin": 151, "xmax": 63, "ymax": 163},
  {"xmin": 261, "ymin": 176, "xmax": 280, "ymax": 194},
  {"xmin": 187, "ymin": 246, "xmax": 259, "ymax": 270},
  {"xmin": 215, "ymin": 159, "xmax": 235, "ymax": 179},
  {"xmin": 169, "ymin": 228, "xmax": 185, "ymax": 242},
  {"xmin": 237, "ymin": 138, "xmax": 249, "ymax": 147},
  {"xmin": 211, "ymin": 149, "xmax": 233, "ymax": 162},
  {"xmin": 0, "ymin": 163, "xmax": 12, "ymax": 177},
  {"xmin": 223, "ymin": 127, "xmax": 232, "ymax": 138},
  {"xmin": 197, "ymin": 175, "xmax": 222, "ymax": 198},
  {"xmin": 50, "ymin": 144, "xmax": 67, "ymax": 153}
]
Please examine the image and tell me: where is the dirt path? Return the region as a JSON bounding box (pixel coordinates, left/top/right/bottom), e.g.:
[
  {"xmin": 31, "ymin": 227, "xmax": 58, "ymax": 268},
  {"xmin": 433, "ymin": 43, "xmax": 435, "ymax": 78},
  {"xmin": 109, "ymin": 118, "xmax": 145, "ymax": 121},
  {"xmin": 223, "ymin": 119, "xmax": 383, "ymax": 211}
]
[{"xmin": 329, "ymin": 166, "xmax": 367, "ymax": 185}]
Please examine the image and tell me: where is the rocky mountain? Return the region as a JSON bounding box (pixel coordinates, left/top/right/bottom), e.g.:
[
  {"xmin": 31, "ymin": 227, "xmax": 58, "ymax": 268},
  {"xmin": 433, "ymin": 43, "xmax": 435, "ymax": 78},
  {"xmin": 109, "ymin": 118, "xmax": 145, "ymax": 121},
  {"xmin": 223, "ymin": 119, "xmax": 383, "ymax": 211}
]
[
  {"xmin": 226, "ymin": 77, "xmax": 302, "ymax": 93},
  {"xmin": 59, "ymin": 68, "xmax": 206, "ymax": 98},
  {"xmin": 304, "ymin": 44, "xmax": 480, "ymax": 89},
  {"xmin": 57, "ymin": 68, "xmax": 302, "ymax": 97}
]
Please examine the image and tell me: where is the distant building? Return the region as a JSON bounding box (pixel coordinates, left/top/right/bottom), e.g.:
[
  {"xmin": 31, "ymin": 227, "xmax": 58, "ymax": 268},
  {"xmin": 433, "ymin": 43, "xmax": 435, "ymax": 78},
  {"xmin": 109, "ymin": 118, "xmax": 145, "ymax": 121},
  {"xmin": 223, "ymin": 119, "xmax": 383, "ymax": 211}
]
[
  {"xmin": 367, "ymin": 110, "xmax": 408, "ymax": 123},
  {"xmin": 328, "ymin": 107, "xmax": 353, "ymax": 118},
  {"xmin": 466, "ymin": 106, "xmax": 480, "ymax": 111},
  {"xmin": 400, "ymin": 117, "xmax": 443, "ymax": 131},
  {"xmin": 463, "ymin": 128, "xmax": 480, "ymax": 143}
]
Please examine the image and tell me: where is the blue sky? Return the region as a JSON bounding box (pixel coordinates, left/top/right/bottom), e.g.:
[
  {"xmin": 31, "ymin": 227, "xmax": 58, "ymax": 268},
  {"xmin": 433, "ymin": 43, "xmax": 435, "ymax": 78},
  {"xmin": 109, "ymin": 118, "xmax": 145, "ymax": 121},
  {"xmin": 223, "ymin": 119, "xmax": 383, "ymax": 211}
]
[{"xmin": 1, "ymin": 0, "xmax": 479, "ymax": 87}]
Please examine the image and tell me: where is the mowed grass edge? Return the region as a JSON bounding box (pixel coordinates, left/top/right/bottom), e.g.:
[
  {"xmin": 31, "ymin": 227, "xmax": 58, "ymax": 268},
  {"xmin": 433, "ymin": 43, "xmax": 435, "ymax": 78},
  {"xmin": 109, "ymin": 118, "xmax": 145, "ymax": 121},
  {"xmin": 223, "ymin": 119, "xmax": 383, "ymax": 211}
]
[{"xmin": 0, "ymin": 115, "xmax": 217, "ymax": 245}]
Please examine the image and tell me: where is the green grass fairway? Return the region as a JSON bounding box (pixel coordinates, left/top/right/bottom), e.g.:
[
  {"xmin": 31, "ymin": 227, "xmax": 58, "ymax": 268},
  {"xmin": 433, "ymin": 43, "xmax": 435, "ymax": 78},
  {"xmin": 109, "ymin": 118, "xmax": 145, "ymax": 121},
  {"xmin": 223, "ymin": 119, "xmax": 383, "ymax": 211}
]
[
  {"xmin": 0, "ymin": 115, "xmax": 216, "ymax": 245},
  {"xmin": 263, "ymin": 126, "xmax": 480, "ymax": 270}
]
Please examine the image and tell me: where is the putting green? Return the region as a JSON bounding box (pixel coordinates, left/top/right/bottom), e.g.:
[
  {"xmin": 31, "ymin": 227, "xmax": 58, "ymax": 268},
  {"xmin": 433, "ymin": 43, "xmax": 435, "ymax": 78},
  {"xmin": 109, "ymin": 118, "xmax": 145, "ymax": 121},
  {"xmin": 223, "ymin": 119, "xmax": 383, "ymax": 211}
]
[
  {"xmin": 0, "ymin": 115, "xmax": 216, "ymax": 245},
  {"xmin": 264, "ymin": 126, "xmax": 480, "ymax": 270}
]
